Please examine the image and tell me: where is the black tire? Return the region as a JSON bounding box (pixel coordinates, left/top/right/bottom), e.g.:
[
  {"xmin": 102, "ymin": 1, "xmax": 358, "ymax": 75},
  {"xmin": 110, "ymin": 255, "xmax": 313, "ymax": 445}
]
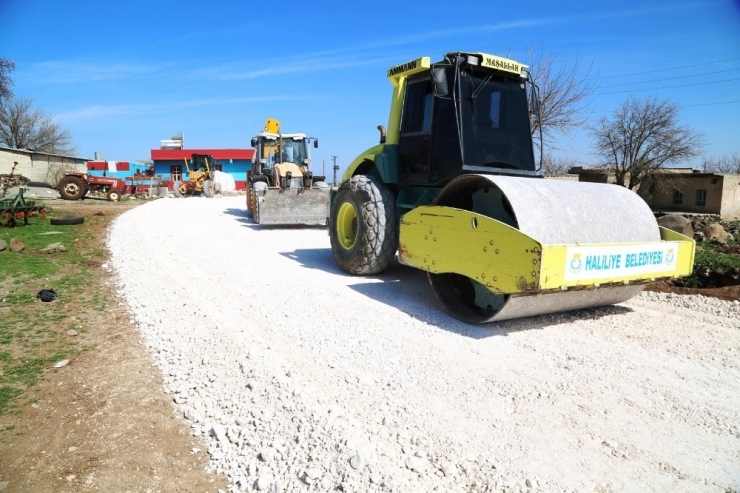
[
  {"xmin": 51, "ymin": 215, "xmax": 84, "ymax": 226},
  {"xmin": 203, "ymin": 180, "xmax": 215, "ymax": 198},
  {"xmin": 106, "ymin": 189, "xmax": 122, "ymax": 202},
  {"xmin": 329, "ymin": 174, "xmax": 397, "ymax": 275},
  {"xmin": 26, "ymin": 181, "xmax": 55, "ymax": 189},
  {"xmin": 173, "ymin": 180, "xmax": 184, "ymax": 198},
  {"xmin": 57, "ymin": 176, "xmax": 87, "ymax": 200}
]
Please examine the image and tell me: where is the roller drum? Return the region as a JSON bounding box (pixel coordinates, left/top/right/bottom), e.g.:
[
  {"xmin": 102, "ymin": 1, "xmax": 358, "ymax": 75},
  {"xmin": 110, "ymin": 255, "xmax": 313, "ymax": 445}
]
[{"xmin": 428, "ymin": 175, "xmax": 660, "ymax": 323}]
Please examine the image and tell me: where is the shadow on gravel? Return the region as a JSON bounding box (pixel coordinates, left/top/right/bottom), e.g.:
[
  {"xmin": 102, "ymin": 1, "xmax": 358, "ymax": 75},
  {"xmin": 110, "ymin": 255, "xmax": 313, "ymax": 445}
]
[
  {"xmin": 270, "ymin": 243, "xmax": 639, "ymax": 341},
  {"xmin": 280, "ymin": 246, "xmax": 636, "ymax": 338},
  {"xmin": 279, "ymin": 247, "xmax": 343, "ymax": 274}
]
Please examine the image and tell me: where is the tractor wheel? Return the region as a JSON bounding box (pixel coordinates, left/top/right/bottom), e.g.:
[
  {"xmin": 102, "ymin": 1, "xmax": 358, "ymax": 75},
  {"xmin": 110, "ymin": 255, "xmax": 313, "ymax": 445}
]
[
  {"xmin": 203, "ymin": 180, "xmax": 215, "ymax": 198},
  {"xmin": 329, "ymin": 175, "xmax": 397, "ymax": 275},
  {"xmin": 106, "ymin": 189, "xmax": 122, "ymax": 202},
  {"xmin": 251, "ymin": 182, "xmax": 268, "ymax": 224},
  {"xmin": 58, "ymin": 176, "xmax": 87, "ymax": 201},
  {"xmin": 173, "ymin": 181, "xmax": 184, "ymax": 198},
  {"xmin": 245, "ymin": 185, "xmax": 253, "ymax": 217}
]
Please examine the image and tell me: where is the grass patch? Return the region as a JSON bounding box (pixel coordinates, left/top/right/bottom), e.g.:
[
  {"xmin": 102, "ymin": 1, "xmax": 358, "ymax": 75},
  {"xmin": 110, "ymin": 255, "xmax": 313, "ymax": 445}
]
[
  {"xmin": 0, "ymin": 203, "xmax": 135, "ymax": 418},
  {"xmin": 0, "ymin": 387, "xmax": 22, "ymax": 415},
  {"xmin": 693, "ymin": 250, "xmax": 740, "ymax": 271},
  {"xmin": 680, "ymin": 246, "xmax": 740, "ymax": 288}
]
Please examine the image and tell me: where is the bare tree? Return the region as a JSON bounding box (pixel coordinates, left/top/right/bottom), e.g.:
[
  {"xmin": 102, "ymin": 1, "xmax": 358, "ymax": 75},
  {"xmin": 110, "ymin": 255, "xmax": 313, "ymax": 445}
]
[
  {"xmin": 0, "ymin": 57, "xmax": 15, "ymax": 102},
  {"xmin": 702, "ymin": 152, "xmax": 740, "ymax": 174},
  {"xmin": 541, "ymin": 155, "xmax": 577, "ymax": 176},
  {"xmin": 527, "ymin": 49, "xmax": 595, "ymax": 144},
  {"xmin": 0, "ymin": 98, "xmax": 76, "ymax": 155},
  {"xmin": 591, "ymin": 97, "xmax": 702, "ymax": 190}
]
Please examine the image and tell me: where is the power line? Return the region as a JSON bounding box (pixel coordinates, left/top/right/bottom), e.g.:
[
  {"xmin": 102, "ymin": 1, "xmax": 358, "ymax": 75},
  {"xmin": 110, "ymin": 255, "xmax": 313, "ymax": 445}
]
[
  {"xmin": 590, "ymin": 57, "xmax": 740, "ymax": 80},
  {"xmin": 683, "ymin": 99, "xmax": 740, "ymax": 108},
  {"xmin": 597, "ymin": 67, "xmax": 740, "ymax": 89},
  {"xmin": 593, "ymin": 76, "xmax": 740, "ymax": 95}
]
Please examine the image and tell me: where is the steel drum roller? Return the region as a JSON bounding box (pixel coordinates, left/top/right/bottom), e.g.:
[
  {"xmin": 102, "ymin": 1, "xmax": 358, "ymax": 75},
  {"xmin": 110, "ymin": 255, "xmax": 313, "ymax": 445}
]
[{"xmin": 424, "ymin": 175, "xmax": 661, "ymax": 323}]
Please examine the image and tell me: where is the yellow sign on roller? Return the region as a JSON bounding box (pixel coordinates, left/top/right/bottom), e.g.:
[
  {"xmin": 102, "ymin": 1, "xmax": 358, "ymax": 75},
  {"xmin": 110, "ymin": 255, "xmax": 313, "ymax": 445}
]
[{"xmin": 399, "ymin": 206, "xmax": 695, "ymax": 295}]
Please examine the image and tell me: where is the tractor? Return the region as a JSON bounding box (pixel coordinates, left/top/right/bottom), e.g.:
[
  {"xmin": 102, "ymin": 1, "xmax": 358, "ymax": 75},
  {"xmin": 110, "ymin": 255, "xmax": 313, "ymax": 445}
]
[
  {"xmin": 57, "ymin": 172, "xmax": 126, "ymax": 202},
  {"xmin": 246, "ymin": 119, "xmax": 329, "ymax": 225}
]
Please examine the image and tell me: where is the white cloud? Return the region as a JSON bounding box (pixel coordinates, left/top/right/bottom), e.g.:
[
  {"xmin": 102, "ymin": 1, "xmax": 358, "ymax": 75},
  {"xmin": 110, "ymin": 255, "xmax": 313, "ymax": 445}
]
[{"xmin": 57, "ymin": 95, "xmax": 305, "ymax": 122}]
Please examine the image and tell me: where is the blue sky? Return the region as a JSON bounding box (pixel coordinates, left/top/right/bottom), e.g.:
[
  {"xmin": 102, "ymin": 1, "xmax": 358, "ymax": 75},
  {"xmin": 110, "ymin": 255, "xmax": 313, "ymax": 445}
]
[{"xmin": 1, "ymin": 0, "xmax": 738, "ymax": 176}]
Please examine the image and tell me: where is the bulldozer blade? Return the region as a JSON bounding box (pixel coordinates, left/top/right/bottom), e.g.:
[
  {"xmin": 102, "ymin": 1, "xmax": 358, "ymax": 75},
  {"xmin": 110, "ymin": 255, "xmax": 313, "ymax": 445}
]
[{"xmin": 254, "ymin": 187, "xmax": 330, "ymax": 225}]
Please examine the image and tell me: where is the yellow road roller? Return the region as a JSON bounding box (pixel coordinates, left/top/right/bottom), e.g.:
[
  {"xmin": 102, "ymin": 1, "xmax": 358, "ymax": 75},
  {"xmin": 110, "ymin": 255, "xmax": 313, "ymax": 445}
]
[{"xmin": 328, "ymin": 51, "xmax": 695, "ymax": 323}]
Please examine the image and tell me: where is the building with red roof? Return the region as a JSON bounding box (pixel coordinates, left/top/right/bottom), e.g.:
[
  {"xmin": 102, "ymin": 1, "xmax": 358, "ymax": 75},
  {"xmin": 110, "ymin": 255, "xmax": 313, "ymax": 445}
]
[{"xmin": 150, "ymin": 135, "xmax": 254, "ymax": 191}]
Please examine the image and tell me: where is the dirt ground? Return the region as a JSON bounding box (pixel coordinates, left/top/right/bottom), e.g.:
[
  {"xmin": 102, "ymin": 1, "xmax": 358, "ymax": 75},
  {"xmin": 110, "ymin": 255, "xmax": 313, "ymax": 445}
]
[
  {"xmin": 645, "ymin": 280, "xmax": 740, "ymax": 302},
  {"xmin": 0, "ymin": 199, "xmax": 228, "ymax": 493},
  {"xmin": 0, "ymin": 198, "xmax": 736, "ymax": 493}
]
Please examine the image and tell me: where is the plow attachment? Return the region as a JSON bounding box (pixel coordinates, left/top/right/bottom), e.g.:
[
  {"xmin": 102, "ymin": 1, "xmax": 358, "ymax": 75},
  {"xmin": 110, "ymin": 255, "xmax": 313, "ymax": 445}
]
[
  {"xmin": 252, "ymin": 186, "xmax": 330, "ymax": 225},
  {"xmin": 399, "ymin": 175, "xmax": 695, "ymax": 323}
]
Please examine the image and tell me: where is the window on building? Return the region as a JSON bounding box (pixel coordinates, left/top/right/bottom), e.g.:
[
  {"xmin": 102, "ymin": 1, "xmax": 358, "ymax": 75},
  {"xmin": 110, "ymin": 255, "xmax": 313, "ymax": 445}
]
[
  {"xmin": 170, "ymin": 165, "xmax": 182, "ymax": 181},
  {"xmin": 672, "ymin": 190, "xmax": 683, "ymax": 205},
  {"xmin": 213, "ymin": 164, "xmax": 223, "ymax": 172},
  {"xmin": 695, "ymin": 189, "xmax": 707, "ymax": 206}
]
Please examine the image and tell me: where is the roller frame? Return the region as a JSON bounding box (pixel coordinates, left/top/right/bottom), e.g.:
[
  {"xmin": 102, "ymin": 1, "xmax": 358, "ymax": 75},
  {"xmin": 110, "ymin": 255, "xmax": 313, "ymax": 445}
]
[{"xmin": 399, "ymin": 206, "xmax": 695, "ymax": 295}]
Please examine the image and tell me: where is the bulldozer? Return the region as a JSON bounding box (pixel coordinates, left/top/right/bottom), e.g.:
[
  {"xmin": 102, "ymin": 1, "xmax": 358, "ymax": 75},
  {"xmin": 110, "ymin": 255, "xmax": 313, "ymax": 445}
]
[
  {"xmin": 328, "ymin": 51, "xmax": 696, "ymax": 323},
  {"xmin": 246, "ymin": 119, "xmax": 330, "ymax": 225},
  {"xmin": 173, "ymin": 153, "xmax": 220, "ymax": 197}
]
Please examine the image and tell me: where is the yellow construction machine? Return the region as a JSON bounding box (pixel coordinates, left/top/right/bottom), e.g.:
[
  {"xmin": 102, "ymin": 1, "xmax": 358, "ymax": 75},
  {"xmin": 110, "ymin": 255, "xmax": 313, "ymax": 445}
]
[
  {"xmin": 328, "ymin": 51, "xmax": 695, "ymax": 323},
  {"xmin": 173, "ymin": 153, "xmax": 220, "ymax": 197},
  {"xmin": 246, "ymin": 119, "xmax": 329, "ymax": 225}
]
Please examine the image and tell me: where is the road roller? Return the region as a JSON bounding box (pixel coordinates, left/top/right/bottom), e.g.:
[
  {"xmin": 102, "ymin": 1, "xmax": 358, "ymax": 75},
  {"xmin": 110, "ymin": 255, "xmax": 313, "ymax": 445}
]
[{"xmin": 328, "ymin": 51, "xmax": 695, "ymax": 323}]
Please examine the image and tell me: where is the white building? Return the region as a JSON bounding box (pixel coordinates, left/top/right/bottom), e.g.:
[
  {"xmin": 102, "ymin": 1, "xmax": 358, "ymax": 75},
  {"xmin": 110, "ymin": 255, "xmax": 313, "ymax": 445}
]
[{"xmin": 0, "ymin": 147, "xmax": 90, "ymax": 186}]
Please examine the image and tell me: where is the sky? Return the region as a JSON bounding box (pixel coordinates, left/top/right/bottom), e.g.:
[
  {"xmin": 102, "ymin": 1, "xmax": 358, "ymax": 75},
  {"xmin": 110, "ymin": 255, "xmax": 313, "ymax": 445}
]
[{"xmin": 1, "ymin": 0, "xmax": 739, "ymax": 178}]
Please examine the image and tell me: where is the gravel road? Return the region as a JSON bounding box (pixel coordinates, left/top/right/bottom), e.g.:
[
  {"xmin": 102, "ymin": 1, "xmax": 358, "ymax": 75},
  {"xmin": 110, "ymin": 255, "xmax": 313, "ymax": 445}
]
[{"xmin": 107, "ymin": 195, "xmax": 740, "ymax": 493}]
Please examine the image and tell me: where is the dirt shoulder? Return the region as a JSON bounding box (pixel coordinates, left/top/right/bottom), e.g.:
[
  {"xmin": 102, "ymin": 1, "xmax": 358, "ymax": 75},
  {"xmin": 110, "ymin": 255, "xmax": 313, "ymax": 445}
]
[
  {"xmin": 645, "ymin": 280, "xmax": 740, "ymax": 302},
  {"xmin": 0, "ymin": 199, "xmax": 227, "ymax": 493}
]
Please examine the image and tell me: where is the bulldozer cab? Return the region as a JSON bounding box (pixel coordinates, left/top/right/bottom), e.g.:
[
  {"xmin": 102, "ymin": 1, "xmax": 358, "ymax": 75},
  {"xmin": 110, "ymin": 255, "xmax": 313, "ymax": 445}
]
[
  {"xmin": 269, "ymin": 138, "xmax": 307, "ymax": 165},
  {"xmin": 395, "ymin": 53, "xmax": 539, "ymax": 186},
  {"xmin": 191, "ymin": 154, "xmax": 215, "ymax": 175}
]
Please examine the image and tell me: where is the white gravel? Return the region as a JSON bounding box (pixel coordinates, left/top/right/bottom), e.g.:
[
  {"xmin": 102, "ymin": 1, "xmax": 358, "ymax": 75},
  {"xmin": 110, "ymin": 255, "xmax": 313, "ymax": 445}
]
[{"xmin": 107, "ymin": 196, "xmax": 740, "ymax": 493}]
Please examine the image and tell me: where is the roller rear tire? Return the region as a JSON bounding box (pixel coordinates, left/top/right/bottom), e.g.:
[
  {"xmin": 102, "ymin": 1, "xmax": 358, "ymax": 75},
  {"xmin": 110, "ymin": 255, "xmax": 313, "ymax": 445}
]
[{"xmin": 329, "ymin": 175, "xmax": 397, "ymax": 275}]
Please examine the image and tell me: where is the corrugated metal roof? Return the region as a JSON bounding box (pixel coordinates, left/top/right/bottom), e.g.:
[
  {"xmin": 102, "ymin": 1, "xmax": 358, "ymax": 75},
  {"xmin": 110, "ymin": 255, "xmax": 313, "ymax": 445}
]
[{"xmin": 0, "ymin": 146, "xmax": 91, "ymax": 161}]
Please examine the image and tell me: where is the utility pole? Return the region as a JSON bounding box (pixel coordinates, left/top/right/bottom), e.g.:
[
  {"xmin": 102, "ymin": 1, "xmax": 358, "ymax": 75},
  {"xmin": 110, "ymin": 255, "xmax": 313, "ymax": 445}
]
[
  {"xmin": 322, "ymin": 160, "xmax": 325, "ymax": 177},
  {"xmin": 331, "ymin": 155, "xmax": 339, "ymax": 185}
]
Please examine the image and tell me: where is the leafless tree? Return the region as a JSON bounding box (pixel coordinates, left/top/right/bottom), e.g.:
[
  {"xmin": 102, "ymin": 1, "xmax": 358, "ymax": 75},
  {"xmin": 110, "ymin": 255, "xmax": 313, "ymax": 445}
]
[
  {"xmin": 591, "ymin": 97, "xmax": 703, "ymax": 190},
  {"xmin": 541, "ymin": 155, "xmax": 577, "ymax": 176},
  {"xmin": 0, "ymin": 57, "xmax": 15, "ymax": 102},
  {"xmin": 0, "ymin": 97, "xmax": 77, "ymax": 155},
  {"xmin": 702, "ymin": 152, "xmax": 740, "ymax": 174},
  {"xmin": 527, "ymin": 49, "xmax": 595, "ymax": 145}
]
